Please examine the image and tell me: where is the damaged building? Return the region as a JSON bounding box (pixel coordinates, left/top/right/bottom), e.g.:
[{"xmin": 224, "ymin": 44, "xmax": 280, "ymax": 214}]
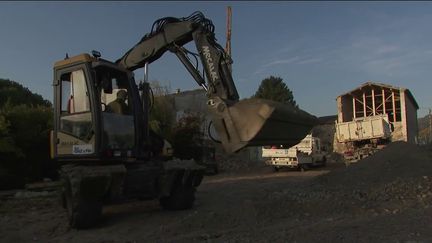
[{"xmin": 334, "ymin": 82, "xmax": 419, "ymax": 157}]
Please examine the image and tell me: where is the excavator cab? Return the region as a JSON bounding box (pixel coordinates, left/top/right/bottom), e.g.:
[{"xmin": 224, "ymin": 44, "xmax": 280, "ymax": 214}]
[{"xmin": 52, "ymin": 54, "xmax": 148, "ymax": 161}]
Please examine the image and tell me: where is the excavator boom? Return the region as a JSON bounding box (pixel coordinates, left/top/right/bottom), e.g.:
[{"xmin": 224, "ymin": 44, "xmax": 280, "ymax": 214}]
[{"xmin": 117, "ymin": 12, "xmax": 318, "ymax": 152}]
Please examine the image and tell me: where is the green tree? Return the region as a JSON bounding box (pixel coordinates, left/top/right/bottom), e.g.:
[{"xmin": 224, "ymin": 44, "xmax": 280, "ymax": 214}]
[
  {"xmin": 171, "ymin": 111, "xmax": 206, "ymax": 160},
  {"xmin": 0, "ymin": 113, "xmax": 20, "ymax": 155},
  {"xmin": 2, "ymin": 105, "xmax": 54, "ymax": 181},
  {"xmin": 148, "ymin": 80, "xmax": 176, "ymax": 141},
  {"xmin": 0, "ymin": 79, "xmax": 51, "ymax": 107},
  {"xmin": 253, "ymin": 76, "xmax": 298, "ymax": 107},
  {"xmin": 0, "ymin": 79, "xmax": 54, "ymax": 189}
]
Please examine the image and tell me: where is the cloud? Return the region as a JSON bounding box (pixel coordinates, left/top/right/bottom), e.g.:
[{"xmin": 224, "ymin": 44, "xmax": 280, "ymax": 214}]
[
  {"xmin": 262, "ymin": 56, "xmax": 300, "ymax": 68},
  {"xmin": 297, "ymin": 58, "xmax": 323, "ymax": 65},
  {"xmin": 376, "ymin": 45, "xmax": 399, "ymax": 55},
  {"xmin": 252, "ymin": 55, "xmax": 322, "ymax": 75},
  {"xmin": 362, "ymin": 57, "xmax": 402, "ymax": 76}
]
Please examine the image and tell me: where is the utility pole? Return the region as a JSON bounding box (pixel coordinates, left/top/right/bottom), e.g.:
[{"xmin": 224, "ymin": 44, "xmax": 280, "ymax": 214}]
[{"xmin": 225, "ymin": 6, "xmax": 232, "ymax": 73}]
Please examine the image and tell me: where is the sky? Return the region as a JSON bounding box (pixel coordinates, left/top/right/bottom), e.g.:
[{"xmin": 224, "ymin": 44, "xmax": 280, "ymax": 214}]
[{"xmin": 1, "ymin": 1, "xmax": 432, "ymax": 117}]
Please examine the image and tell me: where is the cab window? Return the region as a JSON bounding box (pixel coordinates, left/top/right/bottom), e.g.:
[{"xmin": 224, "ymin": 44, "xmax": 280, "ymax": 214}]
[{"xmin": 59, "ymin": 69, "xmax": 93, "ymax": 141}]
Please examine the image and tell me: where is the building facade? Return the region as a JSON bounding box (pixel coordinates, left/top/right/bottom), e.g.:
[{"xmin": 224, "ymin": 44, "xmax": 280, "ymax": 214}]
[{"xmin": 336, "ymin": 82, "xmax": 419, "ymax": 143}]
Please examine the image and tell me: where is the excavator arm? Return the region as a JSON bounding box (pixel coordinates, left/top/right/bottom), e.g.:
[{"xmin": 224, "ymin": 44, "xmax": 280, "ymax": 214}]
[
  {"xmin": 117, "ymin": 12, "xmax": 318, "ymax": 153},
  {"xmin": 116, "ymin": 12, "xmax": 238, "ymax": 101}
]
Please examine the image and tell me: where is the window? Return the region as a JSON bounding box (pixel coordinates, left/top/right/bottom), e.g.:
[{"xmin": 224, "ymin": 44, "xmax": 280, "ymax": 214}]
[
  {"xmin": 59, "ymin": 69, "xmax": 93, "ymax": 141},
  {"xmin": 100, "ymin": 75, "xmax": 132, "ymax": 115},
  {"xmin": 96, "ymin": 68, "xmax": 135, "ymax": 150},
  {"xmin": 61, "ymin": 70, "xmax": 90, "ymax": 114}
]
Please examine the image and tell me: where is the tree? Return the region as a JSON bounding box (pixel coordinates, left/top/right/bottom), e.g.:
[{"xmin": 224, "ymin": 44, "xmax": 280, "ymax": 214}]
[
  {"xmin": 253, "ymin": 76, "xmax": 298, "ymax": 108},
  {"xmin": 0, "ymin": 79, "xmax": 54, "ymax": 189},
  {"xmin": 0, "ymin": 79, "xmax": 51, "ymax": 107},
  {"xmin": 171, "ymin": 111, "xmax": 206, "ymax": 160},
  {"xmin": 148, "ymin": 80, "xmax": 176, "ymax": 141}
]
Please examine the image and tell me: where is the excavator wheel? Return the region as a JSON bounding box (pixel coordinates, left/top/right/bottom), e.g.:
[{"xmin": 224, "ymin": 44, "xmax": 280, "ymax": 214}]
[
  {"xmin": 63, "ymin": 178, "xmax": 102, "ymax": 229},
  {"xmin": 159, "ymin": 177, "xmax": 195, "ymax": 210}
]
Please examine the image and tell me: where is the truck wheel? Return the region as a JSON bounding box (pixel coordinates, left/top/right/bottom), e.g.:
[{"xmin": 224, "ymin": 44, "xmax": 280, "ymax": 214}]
[
  {"xmin": 159, "ymin": 183, "xmax": 195, "ymax": 210},
  {"xmin": 321, "ymin": 157, "xmax": 327, "ymax": 167},
  {"xmin": 213, "ymin": 165, "xmax": 219, "ymax": 175},
  {"xmin": 64, "ymin": 180, "xmax": 102, "ymax": 229},
  {"xmin": 273, "ymin": 166, "xmax": 280, "ymax": 172},
  {"xmin": 299, "ymin": 164, "xmax": 309, "ymax": 172}
]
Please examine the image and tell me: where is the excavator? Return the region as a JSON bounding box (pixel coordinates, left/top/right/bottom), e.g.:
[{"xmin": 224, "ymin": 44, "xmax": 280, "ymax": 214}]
[{"xmin": 51, "ymin": 12, "xmax": 317, "ymax": 228}]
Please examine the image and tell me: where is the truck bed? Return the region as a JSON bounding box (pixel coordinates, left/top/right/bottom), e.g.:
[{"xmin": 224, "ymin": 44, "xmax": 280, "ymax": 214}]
[
  {"xmin": 262, "ymin": 147, "xmax": 298, "ymax": 158},
  {"xmin": 336, "ymin": 114, "xmax": 391, "ymax": 142}
]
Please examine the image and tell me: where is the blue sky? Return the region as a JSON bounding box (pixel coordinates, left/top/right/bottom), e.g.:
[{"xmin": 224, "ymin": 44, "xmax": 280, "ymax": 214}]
[{"xmin": 1, "ymin": 1, "xmax": 432, "ymax": 117}]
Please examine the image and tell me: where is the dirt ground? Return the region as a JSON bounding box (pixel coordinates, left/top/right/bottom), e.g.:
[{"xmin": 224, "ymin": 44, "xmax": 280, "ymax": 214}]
[{"xmin": 1, "ymin": 142, "xmax": 432, "ymax": 242}]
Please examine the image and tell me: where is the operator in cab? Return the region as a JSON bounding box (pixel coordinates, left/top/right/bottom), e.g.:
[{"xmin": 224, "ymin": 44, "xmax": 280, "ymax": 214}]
[{"xmin": 106, "ymin": 90, "xmax": 129, "ymax": 115}]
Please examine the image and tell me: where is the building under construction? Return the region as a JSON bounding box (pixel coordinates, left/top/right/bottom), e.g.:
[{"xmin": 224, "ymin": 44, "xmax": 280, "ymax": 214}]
[{"xmin": 336, "ymin": 81, "xmax": 419, "ymax": 144}]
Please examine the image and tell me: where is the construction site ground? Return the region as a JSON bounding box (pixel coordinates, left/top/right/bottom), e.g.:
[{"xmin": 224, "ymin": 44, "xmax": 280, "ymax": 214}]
[{"xmin": 1, "ymin": 142, "xmax": 432, "ymax": 242}]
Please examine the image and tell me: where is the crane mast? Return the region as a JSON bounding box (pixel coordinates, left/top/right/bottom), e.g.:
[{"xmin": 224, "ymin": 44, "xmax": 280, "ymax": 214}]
[{"xmin": 225, "ymin": 6, "xmax": 232, "ymax": 73}]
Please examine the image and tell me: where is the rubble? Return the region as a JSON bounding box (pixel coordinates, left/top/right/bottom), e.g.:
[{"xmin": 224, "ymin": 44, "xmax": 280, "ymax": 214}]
[
  {"xmin": 1, "ymin": 141, "xmax": 431, "ymax": 242},
  {"xmin": 312, "ymin": 142, "xmax": 432, "ymax": 213},
  {"xmin": 215, "ymin": 146, "xmax": 263, "ymax": 173},
  {"xmin": 318, "ymin": 141, "xmax": 432, "ymax": 190}
]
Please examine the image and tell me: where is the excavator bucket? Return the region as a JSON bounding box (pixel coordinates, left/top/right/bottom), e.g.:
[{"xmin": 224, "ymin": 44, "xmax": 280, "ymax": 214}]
[{"xmin": 208, "ymin": 98, "xmax": 319, "ymax": 153}]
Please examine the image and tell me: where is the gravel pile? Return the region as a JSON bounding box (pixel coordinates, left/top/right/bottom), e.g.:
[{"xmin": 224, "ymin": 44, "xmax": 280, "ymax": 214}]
[
  {"xmin": 314, "ymin": 142, "xmax": 432, "ymax": 213},
  {"xmin": 216, "ymin": 153, "xmax": 262, "ymax": 172},
  {"xmin": 214, "ymin": 145, "xmax": 263, "ymax": 173},
  {"xmin": 318, "ymin": 141, "xmax": 432, "ymax": 190},
  {"xmin": 265, "ymin": 142, "xmax": 432, "ymax": 218}
]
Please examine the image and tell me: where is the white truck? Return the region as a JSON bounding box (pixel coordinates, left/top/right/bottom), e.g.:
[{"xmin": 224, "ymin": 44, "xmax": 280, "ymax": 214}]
[
  {"xmin": 335, "ymin": 114, "xmax": 392, "ymax": 162},
  {"xmin": 262, "ymin": 135, "xmax": 327, "ymax": 171}
]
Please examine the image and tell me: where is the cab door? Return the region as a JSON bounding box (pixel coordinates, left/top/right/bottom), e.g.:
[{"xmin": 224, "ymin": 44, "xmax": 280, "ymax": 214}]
[{"xmin": 53, "ymin": 66, "xmax": 96, "ymax": 159}]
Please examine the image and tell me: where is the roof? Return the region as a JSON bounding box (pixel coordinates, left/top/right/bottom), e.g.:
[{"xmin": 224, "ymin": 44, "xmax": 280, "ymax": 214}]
[
  {"xmin": 53, "ymin": 53, "xmax": 96, "ymax": 68},
  {"xmin": 338, "ymin": 81, "xmax": 419, "ymax": 109},
  {"xmin": 317, "ymin": 115, "xmax": 337, "ymax": 125}
]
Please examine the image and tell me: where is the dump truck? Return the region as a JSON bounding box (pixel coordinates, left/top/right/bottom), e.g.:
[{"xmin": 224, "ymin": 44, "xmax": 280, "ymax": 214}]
[
  {"xmin": 262, "ymin": 134, "xmax": 326, "ymax": 171},
  {"xmin": 335, "ymin": 114, "xmax": 392, "ymax": 162}
]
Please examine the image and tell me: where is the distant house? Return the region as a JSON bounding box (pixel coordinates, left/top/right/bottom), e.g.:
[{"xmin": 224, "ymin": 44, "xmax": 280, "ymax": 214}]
[
  {"xmin": 336, "ymin": 81, "xmax": 419, "ymax": 143},
  {"xmin": 312, "ymin": 115, "xmax": 338, "ymax": 153},
  {"xmin": 168, "ymin": 88, "xmax": 262, "ymax": 162},
  {"xmin": 169, "ymin": 89, "xmax": 207, "ymax": 115},
  {"xmin": 168, "ymin": 88, "xmax": 212, "ymax": 139}
]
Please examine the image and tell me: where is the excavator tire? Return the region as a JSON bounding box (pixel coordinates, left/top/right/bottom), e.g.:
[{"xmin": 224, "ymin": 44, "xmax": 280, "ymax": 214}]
[
  {"xmin": 159, "ymin": 181, "xmax": 195, "ymax": 211},
  {"xmin": 64, "ymin": 178, "xmax": 102, "ymax": 229}
]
